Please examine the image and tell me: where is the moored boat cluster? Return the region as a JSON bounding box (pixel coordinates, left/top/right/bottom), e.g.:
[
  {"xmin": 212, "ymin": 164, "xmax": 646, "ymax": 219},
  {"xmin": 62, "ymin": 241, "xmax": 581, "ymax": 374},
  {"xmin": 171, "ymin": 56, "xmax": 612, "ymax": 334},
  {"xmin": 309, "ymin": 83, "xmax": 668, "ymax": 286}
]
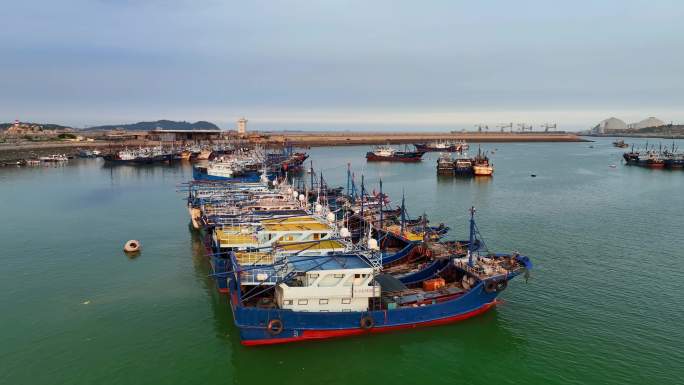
[
  {"xmin": 437, "ymin": 146, "xmax": 494, "ymax": 176},
  {"xmin": 623, "ymin": 142, "xmax": 684, "ymax": 169},
  {"xmin": 184, "ymin": 149, "xmax": 531, "ymax": 346}
]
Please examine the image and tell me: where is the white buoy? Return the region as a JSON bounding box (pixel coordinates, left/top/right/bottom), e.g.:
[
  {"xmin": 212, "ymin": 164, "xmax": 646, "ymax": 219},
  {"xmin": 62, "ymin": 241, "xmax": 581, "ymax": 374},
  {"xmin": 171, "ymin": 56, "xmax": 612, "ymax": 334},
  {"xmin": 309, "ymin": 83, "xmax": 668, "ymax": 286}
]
[
  {"xmin": 299, "ymin": 194, "xmax": 306, "ymax": 202},
  {"xmin": 123, "ymin": 240, "xmax": 141, "ymax": 253},
  {"xmin": 340, "ymin": 227, "xmax": 351, "ymax": 238},
  {"xmin": 315, "ymin": 204, "xmax": 323, "ymax": 213},
  {"xmin": 292, "ymin": 190, "xmax": 299, "ymax": 198},
  {"xmin": 326, "ymin": 212, "xmax": 335, "ymax": 222},
  {"xmin": 367, "ymin": 238, "xmax": 379, "ymax": 250}
]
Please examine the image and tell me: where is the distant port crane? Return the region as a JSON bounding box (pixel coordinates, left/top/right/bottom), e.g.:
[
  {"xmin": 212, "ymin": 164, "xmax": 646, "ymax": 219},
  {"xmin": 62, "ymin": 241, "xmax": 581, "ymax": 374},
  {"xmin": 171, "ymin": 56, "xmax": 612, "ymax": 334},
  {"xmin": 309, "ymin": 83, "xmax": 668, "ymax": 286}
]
[
  {"xmin": 475, "ymin": 124, "xmax": 489, "ymax": 133},
  {"xmin": 497, "ymin": 123, "xmax": 513, "ymax": 133},
  {"xmin": 540, "ymin": 123, "xmax": 557, "ymax": 132},
  {"xmin": 517, "ymin": 123, "xmax": 533, "ymax": 132}
]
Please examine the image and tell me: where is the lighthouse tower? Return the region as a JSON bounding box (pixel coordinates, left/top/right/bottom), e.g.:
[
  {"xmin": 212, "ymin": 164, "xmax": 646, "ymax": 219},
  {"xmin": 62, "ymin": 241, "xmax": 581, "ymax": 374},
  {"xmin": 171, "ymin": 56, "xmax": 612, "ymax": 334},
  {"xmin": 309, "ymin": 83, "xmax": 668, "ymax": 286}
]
[{"xmin": 237, "ymin": 117, "xmax": 248, "ymax": 135}]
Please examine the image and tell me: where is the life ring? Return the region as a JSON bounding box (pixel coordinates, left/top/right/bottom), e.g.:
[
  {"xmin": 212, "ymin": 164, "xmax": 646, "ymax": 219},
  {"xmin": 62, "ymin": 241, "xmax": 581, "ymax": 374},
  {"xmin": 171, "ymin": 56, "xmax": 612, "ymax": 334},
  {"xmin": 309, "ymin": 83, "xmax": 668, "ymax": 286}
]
[
  {"xmin": 484, "ymin": 280, "xmax": 497, "ymax": 293},
  {"xmin": 360, "ymin": 315, "xmax": 375, "ymax": 330},
  {"xmin": 124, "ymin": 240, "xmax": 140, "ymax": 253},
  {"xmin": 496, "ymin": 280, "xmax": 508, "ymax": 292},
  {"xmin": 267, "ymin": 319, "xmax": 284, "ymax": 335}
]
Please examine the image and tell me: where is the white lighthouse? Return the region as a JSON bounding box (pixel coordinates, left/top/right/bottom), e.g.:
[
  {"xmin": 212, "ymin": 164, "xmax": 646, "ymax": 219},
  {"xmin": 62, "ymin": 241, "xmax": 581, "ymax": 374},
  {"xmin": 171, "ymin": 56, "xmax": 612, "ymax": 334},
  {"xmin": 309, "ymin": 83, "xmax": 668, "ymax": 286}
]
[{"xmin": 237, "ymin": 117, "xmax": 248, "ymax": 135}]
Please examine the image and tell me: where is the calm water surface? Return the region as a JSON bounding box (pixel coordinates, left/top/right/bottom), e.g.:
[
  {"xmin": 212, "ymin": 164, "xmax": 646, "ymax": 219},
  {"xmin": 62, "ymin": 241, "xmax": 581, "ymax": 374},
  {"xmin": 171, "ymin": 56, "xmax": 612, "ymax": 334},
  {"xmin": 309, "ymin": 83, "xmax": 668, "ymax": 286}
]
[{"xmin": 1, "ymin": 138, "xmax": 682, "ymax": 385}]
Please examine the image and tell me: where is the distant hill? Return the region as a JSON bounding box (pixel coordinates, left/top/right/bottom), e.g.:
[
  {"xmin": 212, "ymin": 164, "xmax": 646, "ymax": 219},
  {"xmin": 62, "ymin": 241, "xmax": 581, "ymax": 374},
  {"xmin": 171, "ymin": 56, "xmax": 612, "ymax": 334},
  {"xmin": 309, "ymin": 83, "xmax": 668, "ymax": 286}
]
[
  {"xmin": 0, "ymin": 122, "xmax": 72, "ymax": 131},
  {"xmin": 83, "ymin": 120, "xmax": 220, "ymax": 131}
]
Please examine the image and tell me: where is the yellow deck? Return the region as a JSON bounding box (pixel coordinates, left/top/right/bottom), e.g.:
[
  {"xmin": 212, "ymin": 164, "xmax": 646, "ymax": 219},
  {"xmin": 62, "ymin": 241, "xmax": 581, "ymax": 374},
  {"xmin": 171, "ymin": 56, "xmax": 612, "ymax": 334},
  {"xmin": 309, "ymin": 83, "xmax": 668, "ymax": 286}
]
[
  {"xmin": 277, "ymin": 240, "xmax": 345, "ymax": 251},
  {"xmin": 235, "ymin": 252, "xmax": 274, "ymax": 265},
  {"xmin": 260, "ymin": 216, "xmax": 320, "ymax": 224},
  {"xmin": 215, "ymin": 229, "xmax": 257, "ymax": 246},
  {"xmin": 263, "ymin": 222, "xmax": 331, "ymax": 232},
  {"xmin": 386, "ymin": 225, "xmax": 424, "ymax": 241}
]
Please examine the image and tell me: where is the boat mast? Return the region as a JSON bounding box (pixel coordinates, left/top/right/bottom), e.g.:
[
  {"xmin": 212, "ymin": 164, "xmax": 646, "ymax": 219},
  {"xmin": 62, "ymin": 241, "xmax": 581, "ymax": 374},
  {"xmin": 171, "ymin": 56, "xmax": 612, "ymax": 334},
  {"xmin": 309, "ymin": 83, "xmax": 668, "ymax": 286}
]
[
  {"xmin": 346, "ymin": 163, "xmax": 351, "ymax": 196},
  {"xmin": 468, "ymin": 206, "xmax": 476, "ymax": 267},
  {"xmin": 400, "ymin": 190, "xmax": 406, "ymax": 234},
  {"xmin": 379, "ymin": 178, "xmax": 384, "ymax": 237}
]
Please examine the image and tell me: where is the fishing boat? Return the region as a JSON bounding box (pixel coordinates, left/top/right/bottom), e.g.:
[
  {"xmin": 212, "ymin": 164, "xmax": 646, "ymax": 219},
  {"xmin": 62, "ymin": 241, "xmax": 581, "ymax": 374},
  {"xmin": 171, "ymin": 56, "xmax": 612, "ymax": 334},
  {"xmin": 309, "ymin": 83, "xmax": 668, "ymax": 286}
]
[
  {"xmin": 223, "ymin": 209, "xmax": 531, "ymax": 346},
  {"xmin": 77, "ymin": 149, "xmax": 97, "ymax": 158},
  {"xmin": 366, "ymin": 145, "xmax": 424, "ymax": 162},
  {"xmin": 436, "ymin": 153, "xmax": 455, "ymax": 174},
  {"xmin": 103, "ymin": 146, "xmax": 173, "ymax": 164},
  {"xmin": 454, "ymin": 156, "xmax": 474, "ymax": 176},
  {"xmin": 39, "ymin": 154, "xmax": 68, "ymax": 162},
  {"xmin": 472, "ymin": 147, "xmax": 493, "ymax": 176},
  {"xmin": 415, "ymin": 140, "xmax": 468, "ymax": 152},
  {"xmin": 195, "ymin": 148, "xmax": 213, "ymax": 160},
  {"xmin": 612, "ymin": 139, "xmax": 629, "ymax": 148}
]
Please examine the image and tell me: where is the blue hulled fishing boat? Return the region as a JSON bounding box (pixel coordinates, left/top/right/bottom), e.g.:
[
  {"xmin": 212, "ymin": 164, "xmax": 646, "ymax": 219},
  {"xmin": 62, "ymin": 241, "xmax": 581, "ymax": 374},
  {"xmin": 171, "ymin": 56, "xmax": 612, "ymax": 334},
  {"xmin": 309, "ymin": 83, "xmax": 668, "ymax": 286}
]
[{"xmin": 221, "ymin": 208, "xmax": 531, "ymax": 346}]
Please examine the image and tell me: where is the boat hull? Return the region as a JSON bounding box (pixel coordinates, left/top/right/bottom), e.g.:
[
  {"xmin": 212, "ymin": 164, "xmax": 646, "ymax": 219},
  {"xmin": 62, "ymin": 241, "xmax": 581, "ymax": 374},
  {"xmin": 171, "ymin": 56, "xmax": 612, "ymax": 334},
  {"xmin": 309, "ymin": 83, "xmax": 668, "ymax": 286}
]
[
  {"xmin": 473, "ymin": 165, "xmax": 493, "ymax": 176},
  {"xmin": 241, "ymin": 301, "xmax": 497, "ymax": 346},
  {"xmin": 228, "ymin": 274, "xmax": 502, "ymax": 346},
  {"xmin": 192, "ymin": 167, "xmax": 262, "ymax": 182},
  {"xmin": 415, "ymin": 143, "xmax": 462, "ymax": 152},
  {"xmin": 366, "ymin": 152, "xmax": 424, "ymax": 162}
]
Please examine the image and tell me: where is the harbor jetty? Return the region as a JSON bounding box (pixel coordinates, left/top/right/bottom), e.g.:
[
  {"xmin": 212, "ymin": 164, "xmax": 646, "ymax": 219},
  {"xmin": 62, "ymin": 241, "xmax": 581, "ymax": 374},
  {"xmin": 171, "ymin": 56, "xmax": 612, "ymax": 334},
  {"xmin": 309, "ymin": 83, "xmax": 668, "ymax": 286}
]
[{"xmin": 267, "ymin": 131, "xmax": 586, "ymax": 146}]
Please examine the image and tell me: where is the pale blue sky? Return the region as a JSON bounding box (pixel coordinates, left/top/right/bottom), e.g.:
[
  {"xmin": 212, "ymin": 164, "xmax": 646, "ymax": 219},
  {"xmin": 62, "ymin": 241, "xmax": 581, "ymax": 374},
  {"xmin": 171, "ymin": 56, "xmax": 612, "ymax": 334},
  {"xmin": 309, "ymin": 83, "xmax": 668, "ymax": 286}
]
[{"xmin": 1, "ymin": 0, "xmax": 683, "ymax": 130}]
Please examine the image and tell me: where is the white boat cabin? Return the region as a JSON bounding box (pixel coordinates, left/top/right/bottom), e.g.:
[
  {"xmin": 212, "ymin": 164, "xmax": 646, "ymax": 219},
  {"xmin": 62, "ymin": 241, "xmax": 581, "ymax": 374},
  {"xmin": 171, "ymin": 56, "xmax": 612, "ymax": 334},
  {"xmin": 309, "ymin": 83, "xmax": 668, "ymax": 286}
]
[{"xmin": 275, "ymin": 266, "xmax": 380, "ymax": 312}]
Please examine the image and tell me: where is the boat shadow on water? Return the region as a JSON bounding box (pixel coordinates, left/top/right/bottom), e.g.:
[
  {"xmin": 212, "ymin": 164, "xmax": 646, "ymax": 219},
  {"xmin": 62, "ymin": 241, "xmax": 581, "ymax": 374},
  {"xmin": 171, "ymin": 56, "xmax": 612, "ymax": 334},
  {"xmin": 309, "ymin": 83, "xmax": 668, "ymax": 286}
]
[{"xmin": 222, "ymin": 306, "xmax": 525, "ymax": 383}]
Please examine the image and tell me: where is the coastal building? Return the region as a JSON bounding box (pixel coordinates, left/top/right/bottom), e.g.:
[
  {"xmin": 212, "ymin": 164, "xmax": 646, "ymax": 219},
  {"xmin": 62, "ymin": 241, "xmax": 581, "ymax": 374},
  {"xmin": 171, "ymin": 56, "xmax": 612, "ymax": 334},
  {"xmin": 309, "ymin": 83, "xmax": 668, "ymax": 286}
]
[
  {"xmin": 590, "ymin": 116, "xmax": 667, "ymax": 134},
  {"xmin": 628, "ymin": 117, "xmax": 666, "ymax": 130},
  {"xmin": 237, "ymin": 117, "xmax": 248, "ymax": 135},
  {"xmin": 147, "ymin": 128, "xmax": 223, "ymax": 144},
  {"xmin": 591, "ymin": 117, "xmax": 627, "ymax": 134}
]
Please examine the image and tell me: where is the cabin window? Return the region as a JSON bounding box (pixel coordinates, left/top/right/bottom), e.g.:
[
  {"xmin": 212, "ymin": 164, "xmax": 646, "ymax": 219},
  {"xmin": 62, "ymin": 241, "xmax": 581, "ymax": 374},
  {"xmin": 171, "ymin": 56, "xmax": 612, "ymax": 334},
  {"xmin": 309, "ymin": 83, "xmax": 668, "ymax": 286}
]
[
  {"xmin": 354, "ymin": 274, "xmax": 361, "ymax": 278},
  {"xmin": 333, "ymin": 274, "xmax": 344, "ymax": 278},
  {"xmin": 298, "ymin": 299, "xmax": 308, "ymax": 305},
  {"xmin": 318, "ymin": 274, "xmax": 343, "ymax": 287},
  {"xmin": 284, "ymin": 299, "xmax": 293, "ymax": 305},
  {"xmin": 313, "ymin": 233, "xmax": 320, "ymax": 240},
  {"xmin": 319, "ymin": 299, "xmax": 328, "ymax": 305},
  {"xmin": 309, "ymin": 273, "xmax": 319, "ymax": 279},
  {"xmin": 342, "ymin": 298, "xmax": 351, "ymax": 304}
]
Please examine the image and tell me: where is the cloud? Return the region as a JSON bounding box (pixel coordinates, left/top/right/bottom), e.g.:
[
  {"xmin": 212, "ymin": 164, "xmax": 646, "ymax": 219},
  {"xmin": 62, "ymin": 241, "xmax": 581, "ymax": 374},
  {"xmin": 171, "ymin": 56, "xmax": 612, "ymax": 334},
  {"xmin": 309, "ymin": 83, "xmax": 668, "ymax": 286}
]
[{"xmin": 1, "ymin": 0, "xmax": 683, "ymax": 128}]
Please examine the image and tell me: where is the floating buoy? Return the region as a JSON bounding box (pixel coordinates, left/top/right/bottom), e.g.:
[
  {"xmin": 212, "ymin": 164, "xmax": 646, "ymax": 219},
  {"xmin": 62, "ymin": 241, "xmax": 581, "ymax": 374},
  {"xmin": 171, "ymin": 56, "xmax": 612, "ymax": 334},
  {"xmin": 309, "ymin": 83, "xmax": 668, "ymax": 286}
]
[{"xmin": 124, "ymin": 240, "xmax": 141, "ymax": 253}]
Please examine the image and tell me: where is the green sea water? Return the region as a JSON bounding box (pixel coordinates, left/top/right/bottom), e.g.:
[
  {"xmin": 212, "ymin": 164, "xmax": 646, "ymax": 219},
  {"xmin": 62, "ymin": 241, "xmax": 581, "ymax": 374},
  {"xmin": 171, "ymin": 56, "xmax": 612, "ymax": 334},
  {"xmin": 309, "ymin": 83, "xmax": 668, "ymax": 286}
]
[{"xmin": 1, "ymin": 138, "xmax": 682, "ymax": 385}]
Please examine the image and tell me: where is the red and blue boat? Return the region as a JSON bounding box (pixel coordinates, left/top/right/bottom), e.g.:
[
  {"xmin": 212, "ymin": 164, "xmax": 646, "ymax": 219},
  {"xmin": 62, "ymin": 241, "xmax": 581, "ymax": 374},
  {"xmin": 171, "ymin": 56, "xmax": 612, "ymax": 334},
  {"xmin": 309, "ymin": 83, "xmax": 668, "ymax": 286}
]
[{"xmin": 220, "ymin": 209, "xmax": 531, "ymax": 346}]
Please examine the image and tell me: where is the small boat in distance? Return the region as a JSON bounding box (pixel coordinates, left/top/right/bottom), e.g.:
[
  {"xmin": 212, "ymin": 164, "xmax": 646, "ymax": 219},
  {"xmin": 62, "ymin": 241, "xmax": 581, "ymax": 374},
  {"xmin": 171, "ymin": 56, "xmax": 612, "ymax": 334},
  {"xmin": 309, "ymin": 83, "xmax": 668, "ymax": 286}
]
[
  {"xmin": 436, "ymin": 153, "xmax": 455, "ymax": 174},
  {"xmin": 612, "ymin": 139, "xmax": 629, "ymax": 148},
  {"xmin": 39, "ymin": 154, "xmax": 68, "ymax": 162},
  {"xmin": 415, "ymin": 140, "xmax": 469, "ymax": 153},
  {"xmin": 472, "ymin": 147, "xmax": 493, "ymax": 176},
  {"xmin": 366, "ymin": 145, "xmax": 425, "ymax": 162}
]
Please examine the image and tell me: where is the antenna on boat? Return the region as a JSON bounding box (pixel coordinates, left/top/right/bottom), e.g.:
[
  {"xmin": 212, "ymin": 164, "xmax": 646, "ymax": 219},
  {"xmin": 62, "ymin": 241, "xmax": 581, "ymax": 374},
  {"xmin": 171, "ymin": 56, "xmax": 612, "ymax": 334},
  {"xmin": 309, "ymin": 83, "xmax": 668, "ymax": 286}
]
[
  {"xmin": 346, "ymin": 163, "xmax": 351, "ymax": 196},
  {"xmin": 310, "ymin": 160, "xmax": 314, "ymax": 191},
  {"xmin": 468, "ymin": 206, "xmax": 476, "ymax": 267},
  {"xmin": 360, "ymin": 174, "xmax": 365, "ymax": 228},
  {"xmin": 379, "ymin": 179, "xmax": 384, "ymax": 241},
  {"xmin": 400, "ymin": 189, "xmax": 406, "ymax": 234}
]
